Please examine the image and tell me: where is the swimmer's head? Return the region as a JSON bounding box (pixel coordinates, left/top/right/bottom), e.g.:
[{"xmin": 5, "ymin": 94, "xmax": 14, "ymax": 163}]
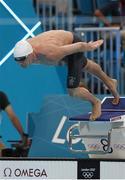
[{"xmin": 13, "ymin": 40, "xmax": 33, "ymax": 61}]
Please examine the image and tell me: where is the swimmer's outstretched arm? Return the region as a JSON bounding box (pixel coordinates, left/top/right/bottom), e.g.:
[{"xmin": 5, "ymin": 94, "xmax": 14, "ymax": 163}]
[
  {"xmin": 44, "ymin": 39, "xmax": 103, "ymax": 61},
  {"xmin": 60, "ymin": 39, "xmax": 103, "ymax": 57}
]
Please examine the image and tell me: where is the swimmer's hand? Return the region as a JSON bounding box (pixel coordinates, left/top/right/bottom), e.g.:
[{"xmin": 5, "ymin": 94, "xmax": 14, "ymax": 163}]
[{"xmin": 82, "ymin": 39, "xmax": 103, "ymax": 51}]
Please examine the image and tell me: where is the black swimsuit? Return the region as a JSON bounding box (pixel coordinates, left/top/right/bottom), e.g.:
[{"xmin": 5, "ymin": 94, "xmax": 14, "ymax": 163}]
[
  {"xmin": 0, "ymin": 91, "xmax": 10, "ymax": 110},
  {"xmin": 64, "ymin": 33, "xmax": 87, "ymax": 88}
]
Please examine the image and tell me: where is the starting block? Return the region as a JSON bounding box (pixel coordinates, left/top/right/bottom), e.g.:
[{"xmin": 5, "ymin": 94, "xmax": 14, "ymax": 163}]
[{"xmin": 68, "ymin": 97, "xmax": 125, "ymax": 158}]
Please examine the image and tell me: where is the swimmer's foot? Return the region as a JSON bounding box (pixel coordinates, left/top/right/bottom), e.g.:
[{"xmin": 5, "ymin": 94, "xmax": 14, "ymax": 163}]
[
  {"xmin": 104, "ymin": 79, "xmax": 120, "ymax": 105},
  {"xmin": 109, "ymin": 79, "xmax": 120, "ymax": 105},
  {"xmin": 89, "ymin": 99, "xmax": 101, "ymax": 121}
]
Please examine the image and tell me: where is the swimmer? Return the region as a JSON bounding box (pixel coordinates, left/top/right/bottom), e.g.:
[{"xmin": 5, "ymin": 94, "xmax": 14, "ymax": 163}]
[{"xmin": 13, "ymin": 30, "xmax": 119, "ymax": 120}]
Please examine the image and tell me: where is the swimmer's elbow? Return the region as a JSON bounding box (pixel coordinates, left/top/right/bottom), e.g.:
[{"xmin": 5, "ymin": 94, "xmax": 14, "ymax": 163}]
[
  {"xmin": 46, "ymin": 53, "xmax": 56, "ymax": 60},
  {"xmin": 46, "ymin": 52, "xmax": 64, "ymax": 61},
  {"xmin": 60, "ymin": 42, "xmax": 83, "ymax": 56}
]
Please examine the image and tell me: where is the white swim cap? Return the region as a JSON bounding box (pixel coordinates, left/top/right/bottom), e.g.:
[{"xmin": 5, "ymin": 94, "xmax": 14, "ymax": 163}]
[{"xmin": 13, "ymin": 40, "xmax": 33, "ymax": 60}]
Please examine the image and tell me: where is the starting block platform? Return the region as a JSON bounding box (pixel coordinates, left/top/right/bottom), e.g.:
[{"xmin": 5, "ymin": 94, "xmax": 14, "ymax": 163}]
[
  {"xmin": 68, "ymin": 97, "xmax": 125, "ymax": 158},
  {"xmin": 101, "ymin": 97, "xmax": 125, "ymax": 111}
]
